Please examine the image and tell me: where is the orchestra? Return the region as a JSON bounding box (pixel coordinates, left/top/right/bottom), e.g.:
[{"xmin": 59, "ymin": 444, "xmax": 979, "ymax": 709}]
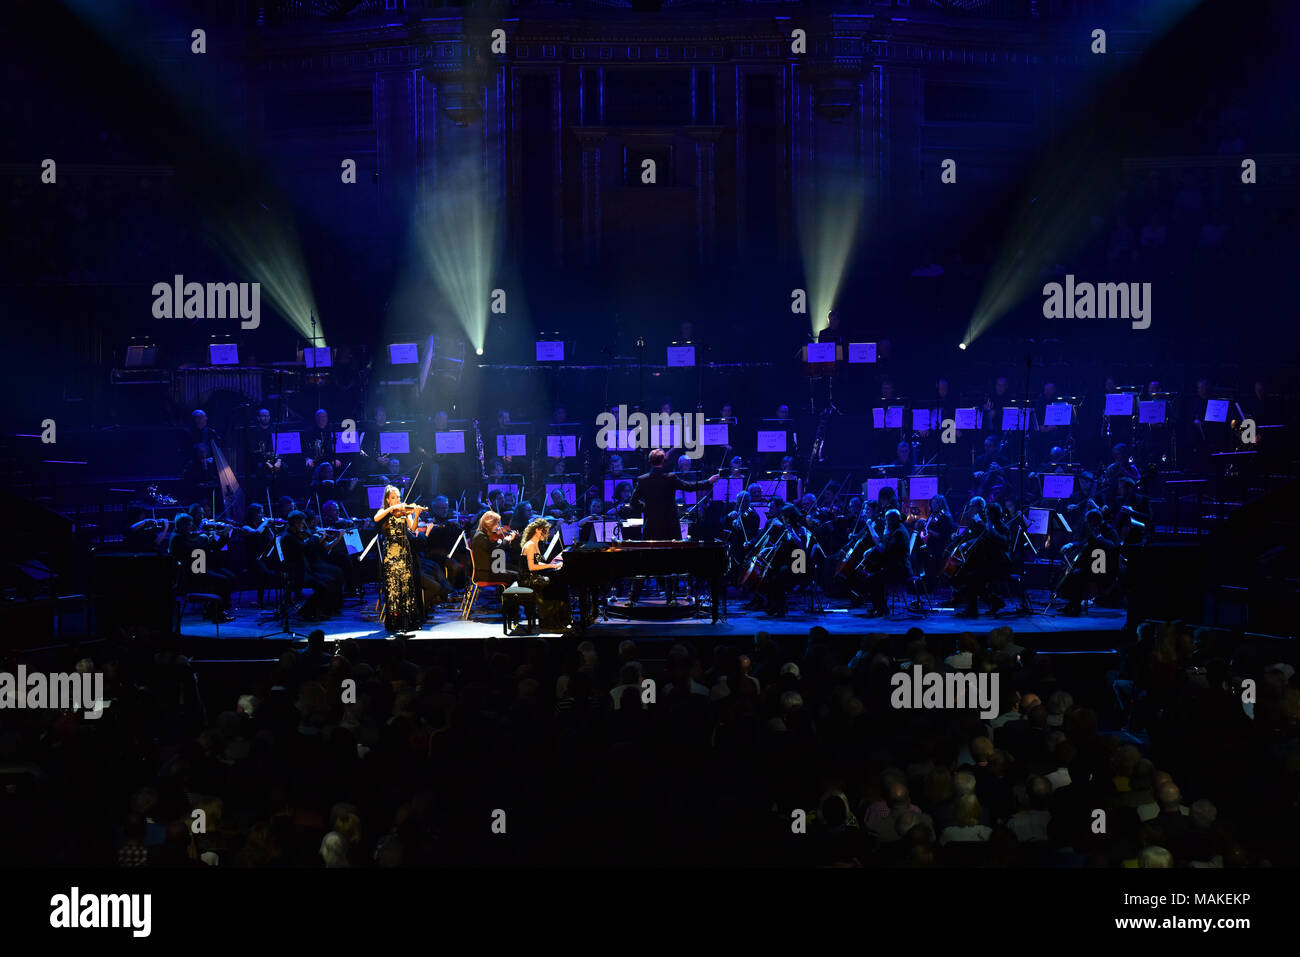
[{"xmin": 123, "ymin": 353, "xmax": 1280, "ymax": 635}]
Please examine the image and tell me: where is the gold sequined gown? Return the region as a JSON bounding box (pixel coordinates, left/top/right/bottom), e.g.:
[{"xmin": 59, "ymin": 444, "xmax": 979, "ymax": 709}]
[{"xmin": 378, "ymin": 512, "xmax": 421, "ymax": 632}]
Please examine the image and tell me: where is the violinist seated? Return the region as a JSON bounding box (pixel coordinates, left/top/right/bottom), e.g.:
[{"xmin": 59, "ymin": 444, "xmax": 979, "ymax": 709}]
[
  {"xmin": 851, "ymin": 508, "xmax": 912, "ymax": 618},
  {"xmin": 1058, "ymin": 509, "xmax": 1119, "ymax": 616},
  {"xmin": 419, "ymin": 495, "xmax": 467, "ymax": 589},
  {"xmin": 405, "ymin": 513, "xmax": 453, "ymax": 613},
  {"xmin": 186, "ymin": 502, "xmax": 238, "ymax": 569},
  {"xmin": 470, "ymin": 510, "xmax": 519, "ymax": 586},
  {"xmin": 238, "ymin": 502, "xmax": 280, "ymax": 608},
  {"xmin": 168, "ymin": 513, "xmax": 236, "ymax": 624},
  {"xmin": 125, "ymin": 507, "xmax": 170, "ymax": 553},
  {"xmin": 318, "ymin": 499, "xmax": 361, "ymax": 595},
  {"xmin": 278, "ymin": 510, "xmax": 344, "ymax": 621}
]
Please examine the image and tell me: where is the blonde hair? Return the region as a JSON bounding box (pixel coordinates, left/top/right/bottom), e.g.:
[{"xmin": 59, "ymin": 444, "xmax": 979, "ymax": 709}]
[{"xmin": 477, "ymin": 510, "xmax": 501, "ymax": 534}]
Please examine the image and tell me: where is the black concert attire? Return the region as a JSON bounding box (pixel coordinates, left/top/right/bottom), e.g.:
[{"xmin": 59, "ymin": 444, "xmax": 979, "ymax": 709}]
[
  {"xmin": 244, "ymin": 423, "xmax": 278, "ymax": 499},
  {"xmin": 375, "ymin": 511, "xmax": 422, "ymax": 632},
  {"xmin": 471, "ymin": 530, "xmax": 518, "ymax": 586},
  {"xmin": 628, "ymin": 466, "xmax": 714, "ymax": 602},
  {"xmin": 362, "ymin": 422, "xmax": 396, "ymax": 477},
  {"xmin": 280, "ymin": 529, "xmax": 344, "ymax": 619},
  {"xmin": 304, "ymin": 425, "xmax": 336, "ymax": 470},
  {"xmin": 407, "ymin": 524, "xmax": 451, "ymax": 610},
  {"xmin": 727, "ymin": 504, "xmax": 761, "ymax": 566},
  {"xmin": 239, "ymin": 519, "xmax": 277, "ymax": 607},
  {"xmin": 421, "ymin": 515, "xmax": 467, "ymax": 589},
  {"xmin": 544, "ymin": 499, "xmax": 575, "ymax": 522},
  {"xmin": 973, "ymin": 446, "xmax": 1009, "ymax": 495},
  {"xmin": 757, "ymin": 520, "xmax": 803, "ymax": 617},
  {"xmin": 1059, "ymin": 523, "xmax": 1119, "ymax": 614},
  {"xmin": 631, "ymin": 466, "xmax": 712, "ymax": 541},
  {"xmin": 952, "ymin": 519, "xmax": 1010, "ymax": 616},
  {"xmin": 985, "ymin": 391, "xmax": 1012, "ymax": 434},
  {"xmin": 857, "ymin": 524, "xmax": 912, "ymax": 615},
  {"xmin": 1099, "ymin": 459, "xmax": 1141, "ymax": 506},
  {"xmin": 917, "ymin": 510, "xmax": 954, "ymax": 579},
  {"xmin": 127, "ymin": 519, "xmax": 168, "ymax": 553},
  {"xmin": 182, "ymin": 426, "xmax": 222, "ymax": 494},
  {"xmin": 318, "ymin": 519, "xmax": 360, "ymax": 595},
  {"xmin": 169, "ymin": 529, "xmax": 235, "ymax": 618},
  {"xmin": 520, "ymin": 538, "xmax": 568, "ymax": 604}
]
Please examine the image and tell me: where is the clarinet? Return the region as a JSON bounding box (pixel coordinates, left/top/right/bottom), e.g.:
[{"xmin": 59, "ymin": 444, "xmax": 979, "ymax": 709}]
[{"xmin": 473, "ymin": 419, "xmax": 488, "ymax": 490}]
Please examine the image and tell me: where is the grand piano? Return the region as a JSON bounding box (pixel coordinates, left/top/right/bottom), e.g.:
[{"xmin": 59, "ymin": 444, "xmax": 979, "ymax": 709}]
[{"xmin": 560, "ymin": 540, "xmax": 728, "ymax": 627}]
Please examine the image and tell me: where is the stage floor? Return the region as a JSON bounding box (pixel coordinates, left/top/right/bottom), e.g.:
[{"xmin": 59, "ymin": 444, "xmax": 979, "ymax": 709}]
[{"xmin": 179, "ymin": 589, "xmax": 1128, "ymax": 646}]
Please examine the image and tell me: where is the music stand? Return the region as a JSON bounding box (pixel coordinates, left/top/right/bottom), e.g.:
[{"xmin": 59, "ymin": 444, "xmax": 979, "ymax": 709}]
[{"xmin": 256, "ymin": 534, "xmax": 315, "ymax": 641}]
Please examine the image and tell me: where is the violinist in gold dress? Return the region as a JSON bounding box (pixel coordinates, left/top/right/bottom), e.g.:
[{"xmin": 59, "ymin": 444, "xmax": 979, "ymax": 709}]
[{"xmin": 373, "ymin": 485, "xmax": 426, "ymax": 634}]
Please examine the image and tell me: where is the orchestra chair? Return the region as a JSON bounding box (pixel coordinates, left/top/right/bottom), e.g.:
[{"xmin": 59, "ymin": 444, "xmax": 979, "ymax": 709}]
[
  {"xmin": 173, "ymin": 560, "xmax": 224, "ymax": 638},
  {"xmin": 460, "ymin": 551, "xmax": 506, "ymax": 621},
  {"xmin": 887, "ymin": 532, "xmax": 931, "ymax": 617}
]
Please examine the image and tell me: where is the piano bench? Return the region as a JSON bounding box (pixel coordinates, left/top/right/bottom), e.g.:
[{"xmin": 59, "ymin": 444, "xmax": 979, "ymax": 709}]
[{"xmin": 502, "ymin": 585, "xmax": 538, "ymax": 636}]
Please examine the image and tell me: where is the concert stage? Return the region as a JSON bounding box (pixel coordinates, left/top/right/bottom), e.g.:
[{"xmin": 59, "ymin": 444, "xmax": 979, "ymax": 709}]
[{"xmin": 175, "ymin": 588, "xmax": 1128, "ymax": 650}]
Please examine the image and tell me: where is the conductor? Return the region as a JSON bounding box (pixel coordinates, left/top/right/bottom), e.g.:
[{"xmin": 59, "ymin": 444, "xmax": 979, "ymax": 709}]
[{"xmin": 630, "ymin": 448, "xmax": 720, "ymax": 540}]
